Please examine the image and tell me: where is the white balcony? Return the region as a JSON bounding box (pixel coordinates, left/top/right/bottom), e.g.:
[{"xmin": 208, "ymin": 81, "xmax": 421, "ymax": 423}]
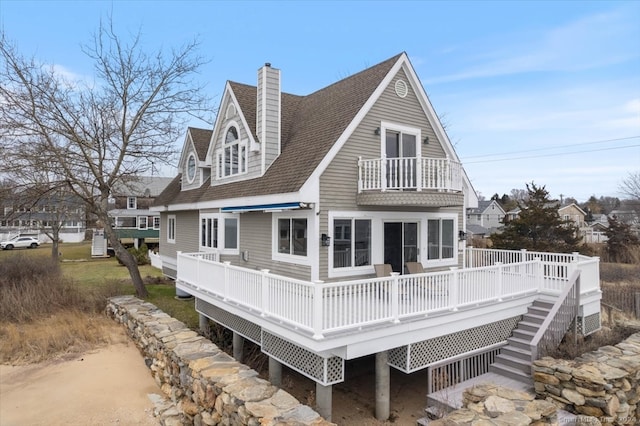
[
  {"xmin": 358, "ymin": 156, "xmax": 463, "ymax": 192},
  {"xmin": 176, "ymin": 248, "xmax": 600, "ymax": 357}
]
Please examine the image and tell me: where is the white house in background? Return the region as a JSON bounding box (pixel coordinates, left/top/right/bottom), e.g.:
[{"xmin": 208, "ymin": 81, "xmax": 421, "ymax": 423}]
[{"xmin": 152, "ymin": 53, "xmax": 601, "ymax": 421}]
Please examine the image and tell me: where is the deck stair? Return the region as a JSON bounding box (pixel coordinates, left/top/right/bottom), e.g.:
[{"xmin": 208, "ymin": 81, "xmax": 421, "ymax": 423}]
[{"xmin": 489, "ymin": 299, "xmax": 554, "ymax": 383}]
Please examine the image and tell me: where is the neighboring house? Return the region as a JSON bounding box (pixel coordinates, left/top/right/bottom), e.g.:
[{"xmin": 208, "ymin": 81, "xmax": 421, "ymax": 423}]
[
  {"xmin": 466, "ymin": 200, "xmax": 505, "ymax": 235},
  {"xmin": 584, "ymin": 221, "xmax": 608, "ymax": 243},
  {"xmin": 558, "ymin": 203, "xmax": 587, "ymax": 228},
  {"xmin": 152, "ymin": 53, "xmax": 601, "ymax": 421},
  {"xmin": 108, "ymin": 176, "xmax": 174, "ymax": 249},
  {"xmin": 0, "ymin": 193, "xmax": 87, "ymax": 243}
]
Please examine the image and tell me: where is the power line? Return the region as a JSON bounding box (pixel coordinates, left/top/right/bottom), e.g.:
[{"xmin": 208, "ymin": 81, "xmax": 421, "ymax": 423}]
[
  {"xmin": 463, "ymin": 143, "xmax": 640, "ymax": 164},
  {"xmin": 461, "ymin": 135, "xmax": 640, "ymax": 160}
]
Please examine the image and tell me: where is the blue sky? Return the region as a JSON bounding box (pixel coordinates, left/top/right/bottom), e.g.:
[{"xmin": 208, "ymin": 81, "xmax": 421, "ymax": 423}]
[{"xmin": 1, "ymin": 0, "xmax": 639, "ymax": 202}]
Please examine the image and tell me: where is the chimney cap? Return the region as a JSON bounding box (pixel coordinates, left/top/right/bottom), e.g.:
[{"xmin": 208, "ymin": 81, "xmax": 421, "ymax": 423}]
[{"xmin": 265, "ymin": 62, "xmax": 271, "ymax": 67}]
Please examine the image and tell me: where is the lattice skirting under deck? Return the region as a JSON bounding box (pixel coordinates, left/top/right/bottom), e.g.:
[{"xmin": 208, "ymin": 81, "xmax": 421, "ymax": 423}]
[
  {"xmin": 195, "ymin": 298, "xmax": 344, "ymax": 386},
  {"xmin": 196, "ymin": 298, "xmax": 262, "ymax": 343},
  {"xmin": 388, "ymin": 316, "xmax": 522, "ymax": 373}
]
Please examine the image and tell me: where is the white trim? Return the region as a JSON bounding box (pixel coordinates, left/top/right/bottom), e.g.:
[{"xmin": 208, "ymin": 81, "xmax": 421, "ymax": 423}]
[
  {"xmin": 271, "ymin": 210, "xmax": 313, "ymax": 267},
  {"xmin": 327, "ymin": 210, "xmax": 458, "ymax": 278},
  {"xmin": 198, "ymin": 212, "xmax": 240, "ymax": 255},
  {"xmin": 379, "ymin": 121, "xmax": 422, "ymax": 159},
  {"xmin": 167, "ymin": 215, "xmax": 176, "ymax": 244},
  {"xmin": 206, "ymin": 85, "xmax": 258, "ymax": 167},
  {"xmin": 301, "ymin": 55, "xmax": 405, "ymax": 195},
  {"xmin": 186, "ymin": 152, "xmax": 197, "ymax": 183}
]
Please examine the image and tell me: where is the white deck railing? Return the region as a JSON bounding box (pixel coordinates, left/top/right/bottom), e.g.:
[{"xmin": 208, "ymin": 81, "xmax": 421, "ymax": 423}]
[
  {"xmin": 358, "ymin": 156, "xmax": 463, "ymax": 192},
  {"xmin": 177, "ymin": 249, "xmax": 599, "ymax": 340},
  {"xmin": 466, "ymin": 248, "xmax": 600, "ymax": 294}
]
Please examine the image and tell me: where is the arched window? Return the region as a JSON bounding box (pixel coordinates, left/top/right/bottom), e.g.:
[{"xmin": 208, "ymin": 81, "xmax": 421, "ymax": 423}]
[{"xmin": 218, "ymin": 124, "xmax": 246, "ymax": 178}]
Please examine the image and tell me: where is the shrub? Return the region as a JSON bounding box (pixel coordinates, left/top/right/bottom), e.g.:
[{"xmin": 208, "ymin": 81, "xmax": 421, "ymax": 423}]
[
  {"xmin": 0, "ymin": 255, "xmax": 125, "ymax": 323},
  {"xmin": 117, "ymin": 243, "xmax": 150, "ymax": 266}
]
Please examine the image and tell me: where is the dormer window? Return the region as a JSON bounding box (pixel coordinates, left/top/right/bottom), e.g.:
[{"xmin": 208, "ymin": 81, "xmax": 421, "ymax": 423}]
[
  {"xmin": 217, "ymin": 124, "xmax": 247, "ymax": 178},
  {"xmin": 127, "ymin": 197, "xmax": 137, "ymax": 209},
  {"xmin": 186, "ymin": 153, "xmax": 196, "ymax": 183}
]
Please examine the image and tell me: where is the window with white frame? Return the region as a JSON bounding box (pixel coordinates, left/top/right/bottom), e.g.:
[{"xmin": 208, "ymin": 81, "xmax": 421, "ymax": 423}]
[
  {"xmin": 333, "ymin": 218, "xmax": 371, "ymax": 268},
  {"xmin": 217, "ymin": 125, "xmax": 247, "ymax": 178},
  {"xmin": 427, "ymin": 218, "xmax": 455, "ymax": 261},
  {"xmin": 201, "ymin": 216, "xmax": 218, "ymax": 249},
  {"xmin": 186, "ymin": 153, "xmax": 197, "ymax": 183},
  {"xmin": 153, "ymin": 217, "xmax": 160, "ymax": 230},
  {"xmin": 127, "ymin": 197, "xmax": 137, "ymax": 209},
  {"xmin": 278, "ymin": 218, "xmax": 307, "ymax": 256},
  {"xmin": 199, "ymin": 214, "xmax": 238, "ymax": 251},
  {"xmin": 138, "ymin": 216, "xmax": 148, "ymax": 230},
  {"xmin": 167, "ymin": 215, "xmax": 176, "ymax": 243}
]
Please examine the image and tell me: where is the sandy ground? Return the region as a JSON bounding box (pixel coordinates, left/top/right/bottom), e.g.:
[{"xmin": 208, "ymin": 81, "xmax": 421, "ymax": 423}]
[
  {"xmin": 0, "ymin": 325, "xmax": 427, "ymax": 426},
  {"xmin": 0, "ymin": 326, "xmax": 159, "ymax": 426}
]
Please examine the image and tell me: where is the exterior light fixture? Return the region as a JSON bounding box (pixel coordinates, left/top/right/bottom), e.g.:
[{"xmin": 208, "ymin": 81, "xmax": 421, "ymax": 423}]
[
  {"xmin": 424, "ymin": 136, "xmax": 429, "ymax": 144},
  {"xmin": 374, "ymin": 127, "xmax": 381, "ymax": 135},
  {"xmin": 321, "ymin": 234, "xmax": 331, "ymax": 246}
]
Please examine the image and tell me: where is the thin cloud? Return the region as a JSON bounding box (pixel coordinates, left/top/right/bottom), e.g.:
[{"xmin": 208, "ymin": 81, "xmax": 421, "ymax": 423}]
[{"xmin": 425, "ymin": 8, "xmax": 639, "ymax": 84}]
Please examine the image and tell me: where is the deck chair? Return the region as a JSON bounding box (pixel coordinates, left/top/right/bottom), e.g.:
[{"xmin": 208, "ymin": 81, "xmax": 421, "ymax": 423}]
[
  {"xmin": 406, "ymin": 262, "xmax": 424, "ymax": 274},
  {"xmin": 374, "ymin": 264, "xmax": 393, "ymax": 277},
  {"xmin": 406, "ymin": 261, "xmax": 448, "ymax": 297}
]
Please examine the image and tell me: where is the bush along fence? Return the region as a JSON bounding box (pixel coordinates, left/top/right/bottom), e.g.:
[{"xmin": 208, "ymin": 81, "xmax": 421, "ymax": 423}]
[
  {"xmin": 532, "ymin": 332, "xmax": 640, "ymax": 425},
  {"xmin": 106, "ymin": 296, "xmax": 334, "ymax": 426}
]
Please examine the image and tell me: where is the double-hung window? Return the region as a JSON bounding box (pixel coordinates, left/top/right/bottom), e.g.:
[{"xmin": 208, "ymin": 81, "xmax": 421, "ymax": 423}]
[
  {"xmin": 333, "ymin": 218, "xmax": 371, "ymax": 268},
  {"xmin": 217, "ymin": 125, "xmax": 247, "ymax": 178},
  {"xmin": 127, "ymin": 197, "xmax": 137, "ymax": 209},
  {"xmin": 167, "ymin": 215, "xmax": 176, "ymax": 244},
  {"xmin": 138, "ymin": 216, "xmax": 148, "ymax": 230},
  {"xmin": 427, "ymin": 218, "xmax": 455, "ymax": 261}
]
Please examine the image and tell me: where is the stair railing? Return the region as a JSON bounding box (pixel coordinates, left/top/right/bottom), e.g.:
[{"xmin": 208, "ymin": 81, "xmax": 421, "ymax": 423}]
[{"xmin": 530, "ymin": 269, "xmax": 581, "ymax": 363}]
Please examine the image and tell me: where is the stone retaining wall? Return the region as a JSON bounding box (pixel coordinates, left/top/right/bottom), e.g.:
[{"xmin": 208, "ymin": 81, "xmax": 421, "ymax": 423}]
[
  {"xmin": 106, "ymin": 296, "xmax": 333, "ymax": 426},
  {"xmin": 426, "ymin": 384, "xmax": 557, "ymax": 425},
  {"xmin": 533, "ymin": 332, "xmax": 640, "ymax": 425}
]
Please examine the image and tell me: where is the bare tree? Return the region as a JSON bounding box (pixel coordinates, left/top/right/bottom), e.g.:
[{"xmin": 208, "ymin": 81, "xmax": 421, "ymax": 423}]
[
  {"xmin": 0, "ymin": 21, "xmax": 210, "ymax": 297},
  {"xmin": 619, "ymin": 171, "xmax": 640, "ymax": 201}
]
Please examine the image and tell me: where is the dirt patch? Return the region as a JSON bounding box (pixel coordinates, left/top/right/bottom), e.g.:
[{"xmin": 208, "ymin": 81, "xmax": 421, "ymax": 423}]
[{"xmin": 0, "ymin": 325, "xmax": 159, "ymax": 426}]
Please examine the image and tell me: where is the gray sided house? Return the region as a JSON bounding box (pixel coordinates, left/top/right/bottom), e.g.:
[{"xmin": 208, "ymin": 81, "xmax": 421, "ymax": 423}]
[
  {"xmin": 152, "ymin": 53, "xmax": 601, "ymax": 421},
  {"xmin": 154, "ymin": 53, "xmax": 477, "ymax": 280},
  {"xmin": 466, "ymin": 199, "xmax": 506, "ymax": 236}
]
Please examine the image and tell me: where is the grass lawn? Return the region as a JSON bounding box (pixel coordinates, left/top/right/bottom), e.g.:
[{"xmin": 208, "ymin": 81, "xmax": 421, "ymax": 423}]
[{"xmin": 0, "ymin": 241, "xmax": 199, "ymax": 329}]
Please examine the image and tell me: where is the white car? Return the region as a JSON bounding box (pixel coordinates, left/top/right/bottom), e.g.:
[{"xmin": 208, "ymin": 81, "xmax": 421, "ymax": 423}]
[{"xmin": 0, "ymin": 236, "xmax": 41, "ymax": 250}]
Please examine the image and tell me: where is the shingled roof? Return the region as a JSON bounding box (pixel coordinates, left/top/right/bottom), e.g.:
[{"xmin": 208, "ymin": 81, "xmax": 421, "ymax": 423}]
[
  {"xmin": 188, "ymin": 127, "xmax": 213, "ymax": 161},
  {"xmin": 155, "ymin": 53, "xmax": 403, "ymax": 208}
]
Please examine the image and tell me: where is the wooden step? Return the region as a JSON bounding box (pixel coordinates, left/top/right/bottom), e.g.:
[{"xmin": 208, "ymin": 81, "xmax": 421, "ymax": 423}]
[
  {"xmin": 494, "ymin": 353, "xmax": 531, "ymax": 373},
  {"xmin": 512, "ymin": 328, "xmax": 536, "ymax": 342},
  {"xmin": 527, "ymin": 306, "xmax": 551, "ymax": 317},
  {"xmin": 507, "ymin": 336, "xmax": 532, "ymax": 351},
  {"xmin": 521, "ymin": 312, "xmax": 547, "ymax": 325},
  {"xmin": 500, "ymin": 346, "xmax": 532, "ymax": 361},
  {"xmin": 532, "ymin": 300, "xmax": 554, "ymax": 310},
  {"xmin": 517, "ymin": 320, "xmax": 542, "ymax": 333},
  {"xmin": 489, "ymin": 362, "xmax": 532, "ymax": 383}
]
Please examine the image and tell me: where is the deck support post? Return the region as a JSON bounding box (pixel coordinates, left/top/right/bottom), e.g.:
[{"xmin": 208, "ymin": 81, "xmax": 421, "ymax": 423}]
[
  {"xmin": 375, "ymin": 351, "xmax": 390, "ymax": 421},
  {"xmin": 315, "ymin": 382, "xmax": 332, "ymax": 421},
  {"xmin": 268, "ymin": 357, "xmax": 282, "ymax": 387},
  {"xmin": 232, "ymin": 332, "xmax": 244, "ymax": 362},
  {"xmin": 198, "ymin": 314, "xmax": 210, "ymax": 336}
]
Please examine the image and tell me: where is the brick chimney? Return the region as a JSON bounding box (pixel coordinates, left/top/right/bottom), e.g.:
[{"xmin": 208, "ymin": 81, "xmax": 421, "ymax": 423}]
[{"xmin": 256, "ymin": 63, "xmax": 281, "ymax": 172}]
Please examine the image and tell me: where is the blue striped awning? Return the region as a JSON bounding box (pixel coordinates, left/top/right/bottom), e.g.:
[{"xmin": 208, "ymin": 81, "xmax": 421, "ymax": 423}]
[{"xmin": 221, "ymin": 202, "xmax": 306, "ymax": 213}]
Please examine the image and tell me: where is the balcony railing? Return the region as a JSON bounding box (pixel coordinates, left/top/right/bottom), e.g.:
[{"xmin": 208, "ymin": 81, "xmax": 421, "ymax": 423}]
[
  {"xmin": 358, "ymin": 156, "xmax": 463, "ymax": 192},
  {"xmin": 176, "ymin": 249, "xmax": 600, "ymax": 340}
]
